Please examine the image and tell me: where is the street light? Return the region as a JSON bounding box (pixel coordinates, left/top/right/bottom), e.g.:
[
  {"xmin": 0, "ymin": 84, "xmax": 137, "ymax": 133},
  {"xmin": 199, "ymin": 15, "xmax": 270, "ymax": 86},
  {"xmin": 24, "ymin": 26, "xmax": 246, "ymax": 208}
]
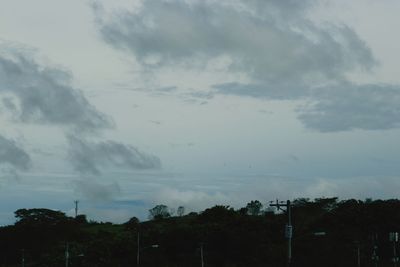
[
  {"xmin": 136, "ymin": 231, "xmax": 159, "ymax": 267},
  {"xmin": 21, "ymin": 249, "xmax": 25, "ymax": 267},
  {"xmin": 313, "ymin": 232, "xmax": 326, "ymax": 237},
  {"xmin": 390, "ymin": 232, "xmax": 399, "ymax": 267},
  {"xmin": 200, "ymin": 243, "xmax": 204, "ymax": 267},
  {"xmin": 64, "ymin": 242, "xmax": 84, "ymax": 267}
]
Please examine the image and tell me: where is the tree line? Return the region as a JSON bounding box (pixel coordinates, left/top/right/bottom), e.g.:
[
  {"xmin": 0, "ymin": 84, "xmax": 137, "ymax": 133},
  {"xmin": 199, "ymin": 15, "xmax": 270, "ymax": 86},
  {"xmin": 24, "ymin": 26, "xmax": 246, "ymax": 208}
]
[{"xmin": 1, "ymin": 198, "xmax": 400, "ymax": 266}]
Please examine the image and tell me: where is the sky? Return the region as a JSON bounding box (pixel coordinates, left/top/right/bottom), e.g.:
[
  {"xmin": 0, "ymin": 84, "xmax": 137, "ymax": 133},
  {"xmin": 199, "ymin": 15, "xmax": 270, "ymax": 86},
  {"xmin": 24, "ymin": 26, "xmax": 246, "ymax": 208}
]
[{"xmin": 1, "ymin": 0, "xmax": 400, "ymax": 224}]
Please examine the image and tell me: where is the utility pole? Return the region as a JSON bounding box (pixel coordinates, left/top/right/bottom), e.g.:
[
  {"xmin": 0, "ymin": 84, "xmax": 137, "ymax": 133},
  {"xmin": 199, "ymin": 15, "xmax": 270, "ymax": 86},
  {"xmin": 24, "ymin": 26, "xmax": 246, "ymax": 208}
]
[
  {"xmin": 355, "ymin": 241, "xmax": 361, "ymax": 267},
  {"xmin": 270, "ymin": 200, "xmax": 292, "ymax": 267},
  {"xmin": 200, "ymin": 243, "xmax": 204, "ymax": 267},
  {"xmin": 21, "ymin": 249, "xmax": 25, "ymax": 267},
  {"xmin": 137, "ymin": 231, "xmax": 140, "ymax": 267},
  {"xmin": 65, "ymin": 243, "xmax": 70, "ymax": 267},
  {"xmin": 371, "ymin": 233, "xmax": 379, "ymax": 267},
  {"xmin": 390, "ymin": 232, "xmax": 399, "ymax": 267},
  {"xmin": 74, "ymin": 200, "xmax": 79, "ymax": 218}
]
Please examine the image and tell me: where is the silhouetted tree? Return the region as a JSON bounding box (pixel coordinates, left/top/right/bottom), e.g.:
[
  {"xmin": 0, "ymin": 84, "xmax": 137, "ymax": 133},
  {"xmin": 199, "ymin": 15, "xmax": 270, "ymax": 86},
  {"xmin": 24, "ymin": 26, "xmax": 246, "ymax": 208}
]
[
  {"xmin": 246, "ymin": 200, "xmax": 263, "ymax": 215},
  {"xmin": 149, "ymin": 204, "xmax": 171, "ymax": 220},
  {"xmin": 15, "ymin": 208, "xmax": 70, "ymax": 227},
  {"xmin": 124, "ymin": 216, "xmax": 140, "ymax": 230}
]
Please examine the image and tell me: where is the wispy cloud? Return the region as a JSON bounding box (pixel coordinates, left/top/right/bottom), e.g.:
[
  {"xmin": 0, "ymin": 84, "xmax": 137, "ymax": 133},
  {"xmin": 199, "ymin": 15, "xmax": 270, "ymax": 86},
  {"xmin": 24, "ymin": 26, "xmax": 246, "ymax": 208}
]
[
  {"xmin": 67, "ymin": 134, "xmax": 161, "ymax": 175},
  {"xmin": 298, "ymin": 83, "xmax": 400, "ymax": 132},
  {"xmin": 94, "ymin": 0, "xmax": 374, "ymax": 95},
  {"xmin": 0, "ymin": 42, "xmax": 163, "ymax": 174},
  {"xmin": 0, "ymin": 43, "xmax": 113, "ymax": 133},
  {"xmin": 154, "ymin": 187, "xmax": 229, "ymax": 212},
  {"xmin": 91, "ymin": 0, "xmax": 400, "ymax": 132},
  {"xmin": 72, "ymin": 179, "xmax": 121, "ymax": 201},
  {"xmin": 0, "ymin": 135, "xmax": 31, "ymax": 172}
]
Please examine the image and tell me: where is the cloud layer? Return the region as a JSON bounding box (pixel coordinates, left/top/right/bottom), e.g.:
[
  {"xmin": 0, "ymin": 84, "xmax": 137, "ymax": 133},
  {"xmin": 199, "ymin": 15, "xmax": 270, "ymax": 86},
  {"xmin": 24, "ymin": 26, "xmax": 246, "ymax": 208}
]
[
  {"xmin": 67, "ymin": 135, "xmax": 161, "ymax": 175},
  {"xmin": 95, "ymin": 0, "xmax": 373, "ymax": 83},
  {"xmin": 95, "ymin": 0, "xmax": 375, "ymax": 92},
  {"xmin": 94, "ymin": 0, "xmax": 400, "ymax": 132},
  {"xmin": 0, "ymin": 135, "xmax": 31, "ymax": 171},
  {"xmin": 72, "ymin": 179, "xmax": 121, "ymax": 201},
  {"xmin": 0, "ymin": 45, "xmax": 113, "ymax": 132},
  {"xmin": 298, "ymin": 83, "xmax": 400, "ymax": 132}
]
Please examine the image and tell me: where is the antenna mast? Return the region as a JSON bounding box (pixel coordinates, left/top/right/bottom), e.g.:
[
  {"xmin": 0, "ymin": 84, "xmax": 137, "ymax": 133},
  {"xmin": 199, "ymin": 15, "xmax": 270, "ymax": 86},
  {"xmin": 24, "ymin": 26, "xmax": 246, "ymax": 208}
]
[{"xmin": 74, "ymin": 200, "xmax": 79, "ymax": 218}]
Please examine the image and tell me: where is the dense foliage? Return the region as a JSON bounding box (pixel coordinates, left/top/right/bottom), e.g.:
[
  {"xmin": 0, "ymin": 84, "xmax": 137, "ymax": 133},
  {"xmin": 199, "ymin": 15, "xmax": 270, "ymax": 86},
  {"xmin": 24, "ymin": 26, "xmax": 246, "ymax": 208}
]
[{"xmin": 1, "ymin": 198, "xmax": 400, "ymax": 266}]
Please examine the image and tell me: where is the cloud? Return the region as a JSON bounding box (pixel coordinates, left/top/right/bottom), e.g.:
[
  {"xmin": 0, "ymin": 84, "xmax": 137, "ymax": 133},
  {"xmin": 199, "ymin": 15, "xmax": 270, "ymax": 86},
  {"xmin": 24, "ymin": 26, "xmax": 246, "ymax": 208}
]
[
  {"xmin": 72, "ymin": 179, "xmax": 120, "ymax": 201},
  {"xmin": 154, "ymin": 187, "xmax": 229, "ymax": 212},
  {"xmin": 298, "ymin": 83, "xmax": 400, "ymax": 132},
  {"xmin": 0, "ymin": 44, "xmax": 113, "ymax": 132},
  {"xmin": 0, "ymin": 135, "xmax": 31, "ymax": 171},
  {"xmin": 67, "ymin": 135, "xmax": 161, "ymax": 175},
  {"xmin": 94, "ymin": 0, "xmax": 400, "ymax": 132},
  {"xmin": 302, "ymin": 176, "xmax": 400, "ymax": 200},
  {"xmin": 0, "ymin": 42, "xmax": 162, "ymax": 174},
  {"xmin": 213, "ymin": 82, "xmax": 309, "ymax": 100},
  {"xmin": 94, "ymin": 0, "xmax": 374, "ymax": 96}
]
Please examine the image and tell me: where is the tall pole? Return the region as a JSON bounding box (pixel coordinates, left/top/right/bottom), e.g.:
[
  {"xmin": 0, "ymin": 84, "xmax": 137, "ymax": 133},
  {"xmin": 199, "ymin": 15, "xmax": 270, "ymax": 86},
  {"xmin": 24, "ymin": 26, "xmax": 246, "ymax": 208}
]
[
  {"xmin": 74, "ymin": 200, "xmax": 79, "ymax": 218},
  {"xmin": 200, "ymin": 243, "xmax": 204, "ymax": 267},
  {"xmin": 137, "ymin": 231, "xmax": 140, "ymax": 267},
  {"xmin": 65, "ymin": 243, "xmax": 69, "ymax": 267},
  {"xmin": 394, "ymin": 239, "xmax": 398, "ymax": 267},
  {"xmin": 287, "ymin": 200, "xmax": 292, "ymax": 267},
  {"xmin": 390, "ymin": 232, "xmax": 399, "ymax": 267},
  {"xmin": 371, "ymin": 233, "xmax": 379, "ymax": 267},
  {"xmin": 372, "ymin": 246, "xmax": 378, "ymax": 267},
  {"xmin": 21, "ymin": 249, "xmax": 25, "ymax": 267},
  {"xmin": 270, "ymin": 199, "xmax": 292, "ymax": 267}
]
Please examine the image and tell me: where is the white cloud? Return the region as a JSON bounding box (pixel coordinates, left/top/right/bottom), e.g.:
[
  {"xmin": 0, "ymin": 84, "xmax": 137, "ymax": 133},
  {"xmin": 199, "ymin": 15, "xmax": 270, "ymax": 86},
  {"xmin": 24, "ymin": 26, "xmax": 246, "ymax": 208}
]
[{"xmin": 154, "ymin": 187, "xmax": 229, "ymax": 212}]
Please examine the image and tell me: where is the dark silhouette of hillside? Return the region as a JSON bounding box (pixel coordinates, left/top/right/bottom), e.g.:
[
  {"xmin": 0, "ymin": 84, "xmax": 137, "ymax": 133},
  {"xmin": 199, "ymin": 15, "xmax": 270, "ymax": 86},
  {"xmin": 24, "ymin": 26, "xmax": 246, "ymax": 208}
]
[{"xmin": 1, "ymin": 198, "xmax": 400, "ymax": 266}]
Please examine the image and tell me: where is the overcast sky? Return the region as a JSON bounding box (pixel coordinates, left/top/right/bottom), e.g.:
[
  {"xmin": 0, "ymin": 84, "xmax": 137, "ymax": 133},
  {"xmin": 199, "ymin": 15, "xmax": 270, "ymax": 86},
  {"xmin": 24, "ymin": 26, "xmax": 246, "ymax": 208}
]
[{"xmin": 1, "ymin": 0, "xmax": 400, "ymax": 224}]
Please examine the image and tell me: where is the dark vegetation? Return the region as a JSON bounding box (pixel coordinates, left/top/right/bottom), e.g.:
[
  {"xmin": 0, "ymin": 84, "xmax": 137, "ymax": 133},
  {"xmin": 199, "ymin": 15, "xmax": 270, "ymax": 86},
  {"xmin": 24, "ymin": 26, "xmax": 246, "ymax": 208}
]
[{"xmin": 1, "ymin": 198, "xmax": 400, "ymax": 266}]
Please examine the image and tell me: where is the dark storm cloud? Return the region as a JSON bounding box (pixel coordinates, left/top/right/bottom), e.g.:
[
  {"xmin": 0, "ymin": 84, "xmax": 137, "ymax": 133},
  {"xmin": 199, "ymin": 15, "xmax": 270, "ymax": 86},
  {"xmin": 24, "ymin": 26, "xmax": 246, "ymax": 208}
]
[
  {"xmin": 0, "ymin": 135, "xmax": 31, "ymax": 171},
  {"xmin": 0, "ymin": 49, "xmax": 113, "ymax": 132},
  {"xmin": 94, "ymin": 0, "xmax": 374, "ymax": 95},
  {"xmin": 298, "ymin": 83, "xmax": 400, "ymax": 132},
  {"xmin": 67, "ymin": 135, "xmax": 161, "ymax": 175}
]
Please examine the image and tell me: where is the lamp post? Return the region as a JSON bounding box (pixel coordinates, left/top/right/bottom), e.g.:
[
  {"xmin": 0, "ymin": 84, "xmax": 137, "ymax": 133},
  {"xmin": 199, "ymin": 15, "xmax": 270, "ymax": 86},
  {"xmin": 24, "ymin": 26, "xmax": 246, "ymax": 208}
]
[
  {"xmin": 64, "ymin": 242, "xmax": 84, "ymax": 267},
  {"xmin": 136, "ymin": 232, "xmax": 159, "ymax": 267},
  {"xmin": 200, "ymin": 243, "xmax": 204, "ymax": 267},
  {"xmin": 354, "ymin": 241, "xmax": 361, "ymax": 267},
  {"xmin": 65, "ymin": 243, "xmax": 69, "ymax": 267},
  {"xmin": 21, "ymin": 249, "xmax": 25, "ymax": 267},
  {"xmin": 390, "ymin": 232, "xmax": 399, "ymax": 267}
]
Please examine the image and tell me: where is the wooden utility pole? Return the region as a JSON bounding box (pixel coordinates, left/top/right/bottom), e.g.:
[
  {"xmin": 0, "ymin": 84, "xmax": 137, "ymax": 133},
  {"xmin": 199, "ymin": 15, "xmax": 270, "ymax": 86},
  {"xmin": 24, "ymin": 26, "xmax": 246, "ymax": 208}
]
[{"xmin": 270, "ymin": 200, "xmax": 292, "ymax": 267}]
